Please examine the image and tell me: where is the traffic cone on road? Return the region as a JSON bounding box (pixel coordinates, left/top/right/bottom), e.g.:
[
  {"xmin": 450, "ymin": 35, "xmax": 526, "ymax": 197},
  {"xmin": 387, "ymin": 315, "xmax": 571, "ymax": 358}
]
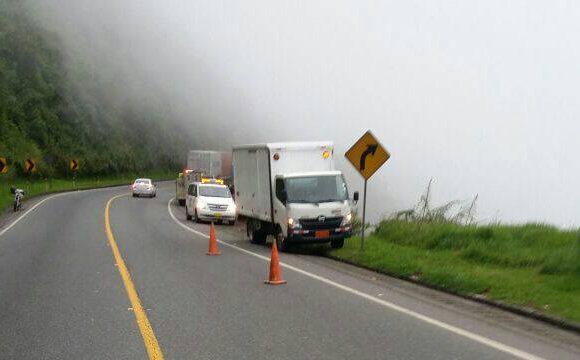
[
  {"xmin": 264, "ymin": 241, "xmax": 286, "ymax": 285},
  {"xmin": 206, "ymin": 222, "xmax": 221, "ymax": 256}
]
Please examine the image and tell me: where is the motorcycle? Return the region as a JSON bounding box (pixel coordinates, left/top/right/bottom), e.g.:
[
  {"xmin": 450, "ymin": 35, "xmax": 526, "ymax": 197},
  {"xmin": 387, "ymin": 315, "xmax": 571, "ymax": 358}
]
[{"xmin": 10, "ymin": 186, "xmax": 24, "ymax": 212}]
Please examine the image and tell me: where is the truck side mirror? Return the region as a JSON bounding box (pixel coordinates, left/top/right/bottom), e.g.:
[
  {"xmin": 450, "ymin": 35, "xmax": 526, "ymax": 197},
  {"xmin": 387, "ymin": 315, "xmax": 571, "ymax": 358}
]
[{"xmin": 353, "ymin": 191, "xmax": 359, "ymax": 203}]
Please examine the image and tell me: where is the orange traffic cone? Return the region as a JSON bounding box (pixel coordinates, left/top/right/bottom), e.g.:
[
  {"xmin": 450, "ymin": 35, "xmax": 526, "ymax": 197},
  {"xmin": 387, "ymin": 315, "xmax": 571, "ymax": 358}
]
[
  {"xmin": 206, "ymin": 222, "xmax": 221, "ymax": 256},
  {"xmin": 264, "ymin": 241, "xmax": 286, "ymax": 285}
]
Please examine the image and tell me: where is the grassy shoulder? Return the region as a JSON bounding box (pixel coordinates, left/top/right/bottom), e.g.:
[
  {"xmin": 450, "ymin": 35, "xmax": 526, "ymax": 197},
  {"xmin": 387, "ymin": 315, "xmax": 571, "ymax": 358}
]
[
  {"xmin": 1, "ymin": 170, "xmax": 175, "ymax": 211},
  {"xmin": 329, "ymin": 220, "xmax": 580, "ymax": 323}
]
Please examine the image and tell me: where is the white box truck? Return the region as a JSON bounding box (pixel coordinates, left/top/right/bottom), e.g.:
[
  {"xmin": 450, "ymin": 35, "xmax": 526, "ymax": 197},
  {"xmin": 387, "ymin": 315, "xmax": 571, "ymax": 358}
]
[{"xmin": 233, "ymin": 142, "xmax": 358, "ymax": 251}]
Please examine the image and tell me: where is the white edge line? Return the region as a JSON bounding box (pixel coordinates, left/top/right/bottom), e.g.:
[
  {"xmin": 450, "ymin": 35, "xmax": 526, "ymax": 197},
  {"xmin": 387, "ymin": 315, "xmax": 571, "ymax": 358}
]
[
  {"xmin": 0, "ymin": 185, "xmax": 129, "ymax": 239},
  {"xmin": 0, "ymin": 192, "xmax": 68, "ymax": 238},
  {"xmin": 167, "ymin": 198, "xmax": 544, "ymax": 360}
]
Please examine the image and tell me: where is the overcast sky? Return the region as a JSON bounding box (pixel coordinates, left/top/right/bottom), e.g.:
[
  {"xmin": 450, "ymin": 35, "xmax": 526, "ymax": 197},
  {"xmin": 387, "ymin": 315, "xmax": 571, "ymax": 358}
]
[{"xmin": 27, "ymin": 0, "xmax": 580, "ymax": 226}]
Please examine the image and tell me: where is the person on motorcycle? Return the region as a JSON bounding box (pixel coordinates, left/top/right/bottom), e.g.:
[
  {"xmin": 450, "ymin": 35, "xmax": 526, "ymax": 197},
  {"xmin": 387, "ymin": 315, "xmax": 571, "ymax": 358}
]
[{"xmin": 11, "ymin": 186, "xmax": 24, "ymax": 211}]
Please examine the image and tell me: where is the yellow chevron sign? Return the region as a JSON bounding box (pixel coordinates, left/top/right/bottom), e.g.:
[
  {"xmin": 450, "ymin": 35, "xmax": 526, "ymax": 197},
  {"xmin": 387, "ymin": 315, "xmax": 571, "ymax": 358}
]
[
  {"xmin": 0, "ymin": 157, "xmax": 8, "ymax": 174},
  {"xmin": 70, "ymin": 159, "xmax": 79, "ymax": 171}
]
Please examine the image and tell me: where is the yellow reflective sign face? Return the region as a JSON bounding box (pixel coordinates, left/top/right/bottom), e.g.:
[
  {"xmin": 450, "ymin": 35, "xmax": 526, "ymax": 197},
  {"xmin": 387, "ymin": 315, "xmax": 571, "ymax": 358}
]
[
  {"xmin": 0, "ymin": 157, "xmax": 8, "ymax": 174},
  {"xmin": 345, "ymin": 130, "xmax": 390, "ymax": 180},
  {"xmin": 24, "ymin": 159, "xmax": 36, "ymax": 173},
  {"xmin": 70, "ymin": 159, "xmax": 79, "ymax": 171}
]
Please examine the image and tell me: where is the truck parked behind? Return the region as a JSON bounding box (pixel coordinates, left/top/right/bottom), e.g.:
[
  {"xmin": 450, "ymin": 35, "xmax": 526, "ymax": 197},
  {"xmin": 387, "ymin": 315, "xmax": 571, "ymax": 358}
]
[
  {"xmin": 233, "ymin": 142, "xmax": 358, "ymax": 251},
  {"xmin": 176, "ymin": 150, "xmax": 232, "ymax": 206}
]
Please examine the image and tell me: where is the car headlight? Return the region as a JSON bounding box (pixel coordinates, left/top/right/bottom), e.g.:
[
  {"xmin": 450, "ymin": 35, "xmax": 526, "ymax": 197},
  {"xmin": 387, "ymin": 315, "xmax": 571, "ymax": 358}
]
[
  {"xmin": 197, "ymin": 200, "xmax": 208, "ymax": 210},
  {"xmin": 341, "ymin": 213, "xmax": 352, "ymax": 226}
]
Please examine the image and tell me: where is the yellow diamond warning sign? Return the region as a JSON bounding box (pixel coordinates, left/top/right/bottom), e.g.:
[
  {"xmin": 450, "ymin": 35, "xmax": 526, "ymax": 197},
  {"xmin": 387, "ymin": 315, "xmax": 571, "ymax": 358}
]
[{"xmin": 345, "ymin": 131, "xmax": 390, "ymax": 180}]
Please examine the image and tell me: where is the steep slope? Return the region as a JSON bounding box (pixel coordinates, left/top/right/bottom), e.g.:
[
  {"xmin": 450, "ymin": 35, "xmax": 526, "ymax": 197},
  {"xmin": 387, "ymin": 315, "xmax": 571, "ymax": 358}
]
[{"xmin": 0, "ymin": 0, "xmax": 191, "ymax": 176}]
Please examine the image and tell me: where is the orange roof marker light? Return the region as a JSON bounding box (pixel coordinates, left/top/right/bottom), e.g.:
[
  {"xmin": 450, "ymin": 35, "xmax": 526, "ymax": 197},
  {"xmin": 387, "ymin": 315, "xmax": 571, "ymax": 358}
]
[{"xmin": 201, "ymin": 178, "xmax": 224, "ymax": 185}]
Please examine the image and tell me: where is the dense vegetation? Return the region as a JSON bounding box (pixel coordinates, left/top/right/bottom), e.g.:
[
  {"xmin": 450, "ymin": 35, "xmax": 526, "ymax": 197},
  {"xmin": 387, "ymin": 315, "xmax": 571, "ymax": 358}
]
[
  {"xmin": 0, "ymin": 0, "xmax": 191, "ymax": 178},
  {"xmin": 330, "ymin": 222, "xmax": 580, "ymax": 322}
]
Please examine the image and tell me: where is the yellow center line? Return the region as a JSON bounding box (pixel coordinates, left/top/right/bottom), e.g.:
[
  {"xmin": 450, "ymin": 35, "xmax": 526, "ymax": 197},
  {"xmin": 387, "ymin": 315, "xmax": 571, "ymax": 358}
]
[{"xmin": 105, "ymin": 194, "xmax": 164, "ymax": 360}]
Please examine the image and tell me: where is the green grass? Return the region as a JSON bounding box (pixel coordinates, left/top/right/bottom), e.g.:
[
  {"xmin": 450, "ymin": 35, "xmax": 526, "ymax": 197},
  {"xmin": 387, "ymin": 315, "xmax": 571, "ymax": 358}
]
[
  {"xmin": 1, "ymin": 170, "xmax": 175, "ymax": 211},
  {"xmin": 329, "ymin": 220, "xmax": 580, "ymax": 323}
]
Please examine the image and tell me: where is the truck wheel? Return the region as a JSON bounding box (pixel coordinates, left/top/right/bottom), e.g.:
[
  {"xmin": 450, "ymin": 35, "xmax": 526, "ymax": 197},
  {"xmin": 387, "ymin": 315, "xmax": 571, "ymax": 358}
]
[
  {"xmin": 330, "ymin": 238, "xmax": 344, "ymax": 249},
  {"xmin": 247, "ymin": 221, "xmax": 266, "ymax": 244},
  {"xmin": 275, "ymin": 228, "xmax": 290, "ymax": 252},
  {"xmin": 251, "ymin": 231, "xmax": 266, "ymax": 244},
  {"xmin": 178, "ymin": 199, "xmax": 185, "ymax": 206},
  {"xmin": 186, "ymin": 206, "xmax": 192, "ymax": 220}
]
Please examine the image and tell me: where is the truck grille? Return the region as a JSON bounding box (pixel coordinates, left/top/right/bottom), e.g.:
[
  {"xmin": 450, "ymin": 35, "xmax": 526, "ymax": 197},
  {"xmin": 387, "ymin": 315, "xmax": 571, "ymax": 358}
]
[
  {"xmin": 299, "ymin": 216, "xmax": 342, "ymax": 230},
  {"xmin": 208, "ymin": 204, "xmax": 228, "ymax": 212}
]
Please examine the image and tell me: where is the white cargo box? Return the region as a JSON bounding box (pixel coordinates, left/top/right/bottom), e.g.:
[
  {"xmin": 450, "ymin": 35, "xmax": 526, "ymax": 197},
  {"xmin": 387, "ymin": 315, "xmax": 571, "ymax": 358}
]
[{"xmin": 233, "ymin": 142, "xmax": 335, "ymax": 222}]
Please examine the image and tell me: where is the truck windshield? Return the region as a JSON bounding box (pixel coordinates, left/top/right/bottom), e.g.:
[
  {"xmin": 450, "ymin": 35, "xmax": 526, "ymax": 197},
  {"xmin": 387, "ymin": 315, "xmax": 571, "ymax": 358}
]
[
  {"xmin": 199, "ymin": 186, "xmax": 231, "ymax": 198},
  {"xmin": 284, "ymin": 175, "xmax": 348, "ymax": 204}
]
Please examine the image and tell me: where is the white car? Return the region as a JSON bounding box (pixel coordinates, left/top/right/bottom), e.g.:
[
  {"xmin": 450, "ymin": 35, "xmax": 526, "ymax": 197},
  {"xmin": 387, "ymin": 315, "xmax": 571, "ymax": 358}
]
[
  {"xmin": 131, "ymin": 178, "xmax": 157, "ymax": 197},
  {"xmin": 185, "ymin": 182, "xmax": 236, "ymax": 224}
]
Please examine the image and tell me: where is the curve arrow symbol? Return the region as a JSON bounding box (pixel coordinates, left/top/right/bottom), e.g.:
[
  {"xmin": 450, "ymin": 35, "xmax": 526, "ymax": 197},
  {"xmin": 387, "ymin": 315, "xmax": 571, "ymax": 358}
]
[
  {"xmin": 359, "ymin": 144, "xmax": 378, "ymax": 171},
  {"xmin": 25, "ymin": 159, "xmax": 35, "ymax": 173}
]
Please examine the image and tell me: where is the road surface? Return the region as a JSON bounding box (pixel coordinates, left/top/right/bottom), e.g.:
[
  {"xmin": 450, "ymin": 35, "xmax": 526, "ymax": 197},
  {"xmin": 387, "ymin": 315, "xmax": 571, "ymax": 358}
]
[{"xmin": 0, "ymin": 184, "xmax": 578, "ymax": 359}]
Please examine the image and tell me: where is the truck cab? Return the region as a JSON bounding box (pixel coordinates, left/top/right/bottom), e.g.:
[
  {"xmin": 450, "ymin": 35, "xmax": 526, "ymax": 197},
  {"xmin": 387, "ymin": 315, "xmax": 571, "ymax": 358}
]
[{"xmin": 274, "ymin": 171, "xmax": 354, "ymax": 248}]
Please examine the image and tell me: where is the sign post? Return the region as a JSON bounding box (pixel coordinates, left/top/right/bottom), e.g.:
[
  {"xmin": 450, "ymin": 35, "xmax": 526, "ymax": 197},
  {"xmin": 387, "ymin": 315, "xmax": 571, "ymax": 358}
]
[
  {"xmin": 361, "ymin": 179, "xmax": 368, "ymax": 250},
  {"xmin": 345, "ymin": 130, "xmax": 390, "ymax": 250}
]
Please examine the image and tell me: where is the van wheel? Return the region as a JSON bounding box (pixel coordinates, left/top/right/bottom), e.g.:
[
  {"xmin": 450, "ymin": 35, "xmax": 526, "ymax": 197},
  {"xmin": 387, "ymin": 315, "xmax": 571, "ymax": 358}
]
[
  {"xmin": 331, "ymin": 238, "xmax": 344, "ymax": 249},
  {"xmin": 194, "ymin": 210, "xmax": 201, "ymax": 223},
  {"xmin": 186, "ymin": 206, "xmax": 192, "ymax": 220},
  {"xmin": 275, "ymin": 227, "xmax": 290, "ymax": 252}
]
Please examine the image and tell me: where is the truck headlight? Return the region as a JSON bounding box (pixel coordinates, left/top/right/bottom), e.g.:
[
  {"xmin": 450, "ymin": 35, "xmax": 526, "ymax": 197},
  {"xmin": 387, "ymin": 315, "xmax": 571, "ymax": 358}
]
[
  {"xmin": 341, "ymin": 213, "xmax": 352, "ymax": 226},
  {"xmin": 229, "ymin": 203, "xmax": 237, "ymax": 212},
  {"xmin": 288, "ymin": 218, "xmax": 302, "ymax": 229}
]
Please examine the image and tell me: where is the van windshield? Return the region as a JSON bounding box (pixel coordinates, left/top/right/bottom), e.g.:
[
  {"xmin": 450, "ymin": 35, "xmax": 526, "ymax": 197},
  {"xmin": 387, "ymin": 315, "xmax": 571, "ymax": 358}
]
[
  {"xmin": 284, "ymin": 175, "xmax": 348, "ymax": 204},
  {"xmin": 199, "ymin": 186, "xmax": 231, "ymax": 198}
]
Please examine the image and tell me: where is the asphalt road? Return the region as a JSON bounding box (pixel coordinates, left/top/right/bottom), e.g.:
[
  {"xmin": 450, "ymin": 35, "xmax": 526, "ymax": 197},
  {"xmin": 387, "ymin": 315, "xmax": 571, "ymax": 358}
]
[{"xmin": 0, "ymin": 185, "xmax": 578, "ymax": 359}]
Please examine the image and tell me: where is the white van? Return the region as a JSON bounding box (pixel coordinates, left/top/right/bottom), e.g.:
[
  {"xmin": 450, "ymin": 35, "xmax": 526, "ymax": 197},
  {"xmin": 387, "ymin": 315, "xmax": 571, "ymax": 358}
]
[{"xmin": 185, "ymin": 181, "xmax": 237, "ymax": 225}]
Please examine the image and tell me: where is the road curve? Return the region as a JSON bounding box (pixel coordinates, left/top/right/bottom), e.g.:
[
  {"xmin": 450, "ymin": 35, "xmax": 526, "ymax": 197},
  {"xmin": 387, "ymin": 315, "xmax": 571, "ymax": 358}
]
[{"xmin": 0, "ymin": 185, "xmax": 578, "ymax": 359}]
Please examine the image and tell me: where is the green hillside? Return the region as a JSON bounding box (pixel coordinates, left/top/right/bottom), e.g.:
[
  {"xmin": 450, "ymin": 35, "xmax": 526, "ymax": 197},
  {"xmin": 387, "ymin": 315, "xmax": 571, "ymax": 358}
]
[{"xmin": 0, "ymin": 0, "xmax": 190, "ymax": 177}]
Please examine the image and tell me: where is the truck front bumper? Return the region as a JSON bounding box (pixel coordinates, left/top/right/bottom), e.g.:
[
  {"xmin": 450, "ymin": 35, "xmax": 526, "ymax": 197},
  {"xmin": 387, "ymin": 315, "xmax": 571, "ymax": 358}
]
[{"xmin": 287, "ymin": 226, "xmax": 352, "ymax": 243}]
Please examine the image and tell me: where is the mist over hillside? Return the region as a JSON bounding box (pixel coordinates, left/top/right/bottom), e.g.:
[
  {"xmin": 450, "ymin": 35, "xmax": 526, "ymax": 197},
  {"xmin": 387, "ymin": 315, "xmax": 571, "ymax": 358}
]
[
  {"xmin": 15, "ymin": 0, "xmax": 580, "ymax": 226},
  {"xmin": 0, "ymin": 0, "xmax": 192, "ymax": 176}
]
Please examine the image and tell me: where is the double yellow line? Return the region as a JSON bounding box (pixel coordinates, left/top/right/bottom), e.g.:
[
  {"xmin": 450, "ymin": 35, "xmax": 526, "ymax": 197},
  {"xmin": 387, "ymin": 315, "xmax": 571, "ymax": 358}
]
[{"xmin": 105, "ymin": 195, "xmax": 164, "ymax": 360}]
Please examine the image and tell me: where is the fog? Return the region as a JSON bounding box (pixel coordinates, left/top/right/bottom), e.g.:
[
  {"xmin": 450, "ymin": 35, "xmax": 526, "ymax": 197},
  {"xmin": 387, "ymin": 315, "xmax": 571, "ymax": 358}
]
[{"xmin": 26, "ymin": 1, "xmax": 580, "ymax": 226}]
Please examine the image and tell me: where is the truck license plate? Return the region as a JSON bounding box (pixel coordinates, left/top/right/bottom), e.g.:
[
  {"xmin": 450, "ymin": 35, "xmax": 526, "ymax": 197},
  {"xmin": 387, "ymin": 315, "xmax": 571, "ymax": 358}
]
[
  {"xmin": 214, "ymin": 213, "xmax": 222, "ymax": 218},
  {"xmin": 315, "ymin": 230, "xmax": 330, "ymax": 238}
]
